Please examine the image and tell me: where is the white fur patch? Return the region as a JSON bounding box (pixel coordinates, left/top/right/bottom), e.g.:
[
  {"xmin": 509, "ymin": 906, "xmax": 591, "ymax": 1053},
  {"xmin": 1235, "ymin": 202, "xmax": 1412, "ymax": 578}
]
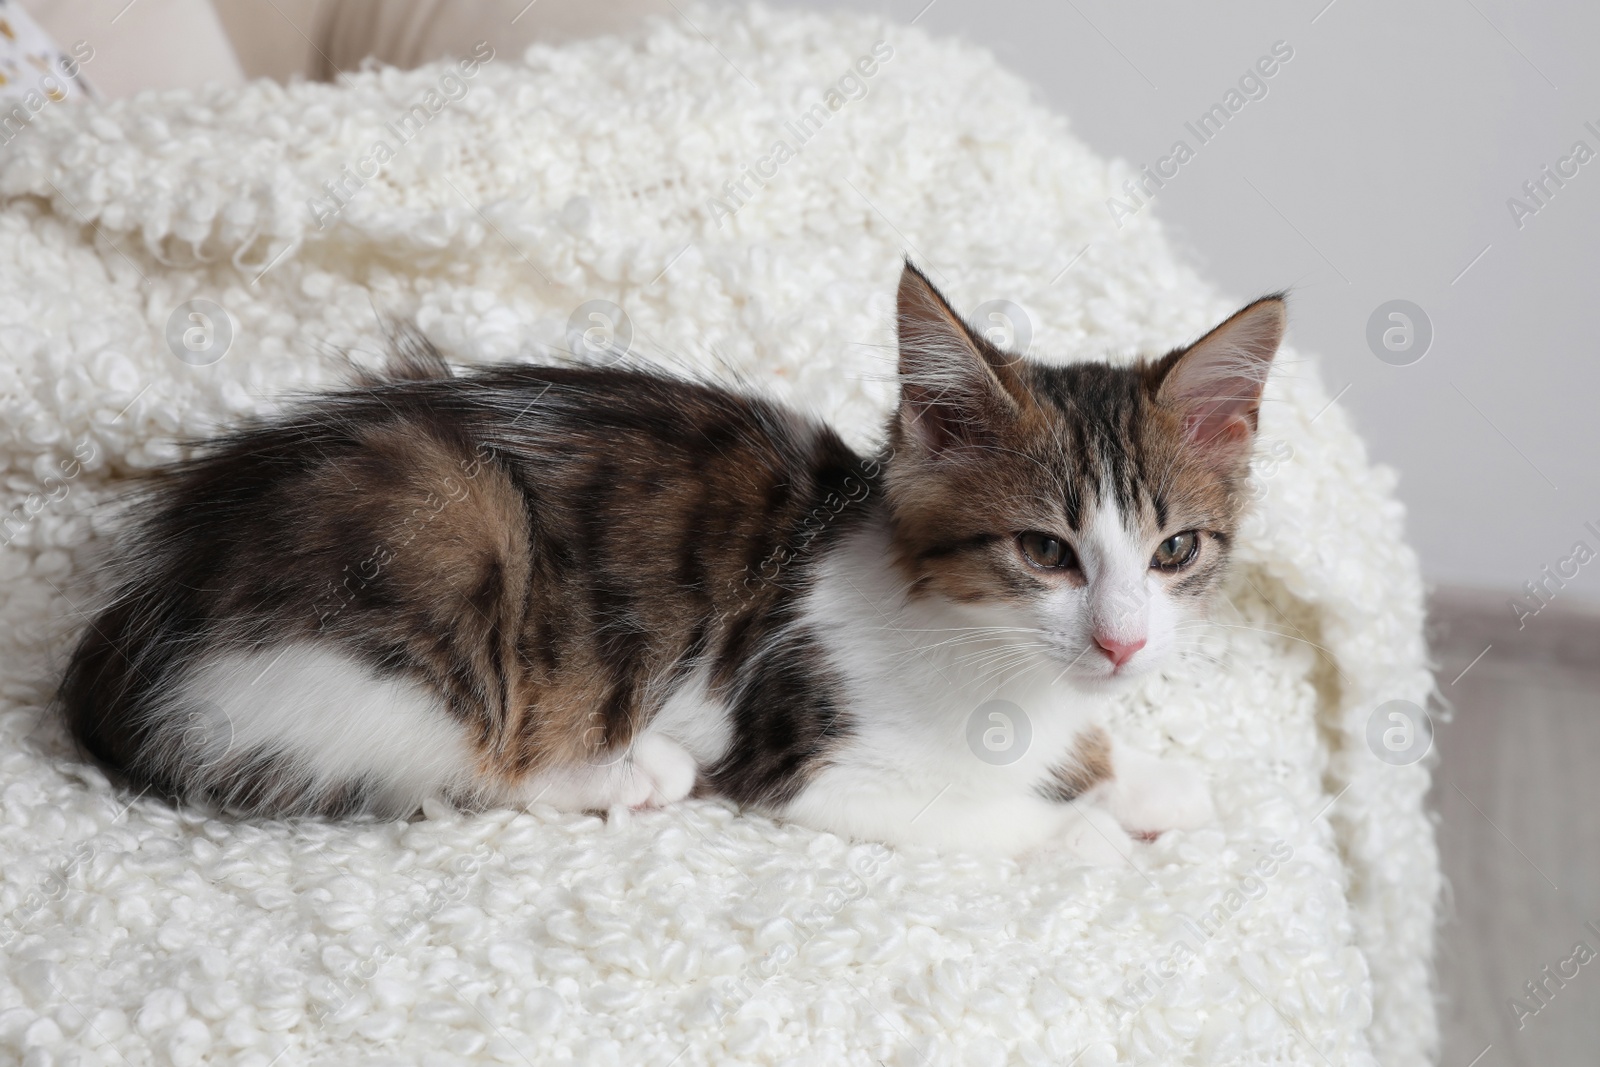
[
  {"xmin": 168, "ymin": 644, "xmax": 478, "ymax": 814},
  {"xmin": 644, "ymin": 663, "xmax": 731, "ymax": 767}
]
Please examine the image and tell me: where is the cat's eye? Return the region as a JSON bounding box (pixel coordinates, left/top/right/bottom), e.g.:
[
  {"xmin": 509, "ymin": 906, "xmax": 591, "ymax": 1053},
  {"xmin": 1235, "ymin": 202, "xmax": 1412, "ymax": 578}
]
[
  {"xmin": 1019, "ymin": 532, "xmax": 1076, "ymax": 570},
  {"xmin": 1152, "ymin": 531, "xmax": 1200, "ymax": 571}
]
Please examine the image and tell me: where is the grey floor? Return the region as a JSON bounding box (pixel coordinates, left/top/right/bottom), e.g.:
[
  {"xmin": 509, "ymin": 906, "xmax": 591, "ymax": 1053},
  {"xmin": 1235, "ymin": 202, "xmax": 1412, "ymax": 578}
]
[{"xmin": 1430, "ymin": 593, "xmax": 1600, "ymax": 1067}]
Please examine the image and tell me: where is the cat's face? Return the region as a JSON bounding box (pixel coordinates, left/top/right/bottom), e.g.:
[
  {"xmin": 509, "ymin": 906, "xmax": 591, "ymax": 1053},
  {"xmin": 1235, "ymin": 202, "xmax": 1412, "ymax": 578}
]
[{"xmin": 884, "ymin": 264, "xmax": 1285, "ymax": 687}]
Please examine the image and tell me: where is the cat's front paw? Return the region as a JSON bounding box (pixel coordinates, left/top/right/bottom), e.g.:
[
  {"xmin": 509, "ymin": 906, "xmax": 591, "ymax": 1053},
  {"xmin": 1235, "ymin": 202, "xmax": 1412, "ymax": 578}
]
[
  {"xmin": 1057, "ymin": 803, "xmax": 1139, "ymax": 867},
  {"xmin": 1107, "ymin": 755, "xmax": 1214, "ymax": 838}
]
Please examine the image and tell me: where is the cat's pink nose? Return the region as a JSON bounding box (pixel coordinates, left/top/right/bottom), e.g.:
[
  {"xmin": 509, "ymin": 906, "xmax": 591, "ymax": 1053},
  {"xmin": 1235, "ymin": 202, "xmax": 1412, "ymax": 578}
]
[{"xmin": 1094, "ymin": 634, "xmax": 1146, "ymax": 668}]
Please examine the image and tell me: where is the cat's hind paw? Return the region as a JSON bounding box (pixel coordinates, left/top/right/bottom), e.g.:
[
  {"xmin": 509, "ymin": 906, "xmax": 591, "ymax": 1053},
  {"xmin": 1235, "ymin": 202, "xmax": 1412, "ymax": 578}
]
[{"xmin": 630, "ymin": 733, "xmax": 698, "ymax": 809}]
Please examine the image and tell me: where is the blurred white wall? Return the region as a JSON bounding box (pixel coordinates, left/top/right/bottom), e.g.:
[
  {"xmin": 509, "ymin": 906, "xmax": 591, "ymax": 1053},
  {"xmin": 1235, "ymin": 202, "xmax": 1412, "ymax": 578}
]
[
  {"xmin": 774, "ymin": 0, "xmax": 1600, "ymax": 611},
  {"xmin": 76, "ymin": 0, "xmax": 1600, "ymax": 613}
]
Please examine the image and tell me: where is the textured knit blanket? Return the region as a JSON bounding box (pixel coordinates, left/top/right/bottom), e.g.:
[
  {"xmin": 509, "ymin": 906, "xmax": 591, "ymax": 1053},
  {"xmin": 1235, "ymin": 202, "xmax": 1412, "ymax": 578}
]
[{"xmin": 0, "ymin": 6, "xmax": 1438, "ymax": 1065}]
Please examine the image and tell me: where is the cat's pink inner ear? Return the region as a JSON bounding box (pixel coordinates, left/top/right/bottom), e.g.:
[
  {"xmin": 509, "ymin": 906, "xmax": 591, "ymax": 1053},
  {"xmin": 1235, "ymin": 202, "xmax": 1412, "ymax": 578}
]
[
  {"xmin": 895, "ymin": 262, "xmax": 1017, "ymax": 454},
  {"xmin": 1157, "ymin": 296, "xmax": 1286, "ymax": 457}
]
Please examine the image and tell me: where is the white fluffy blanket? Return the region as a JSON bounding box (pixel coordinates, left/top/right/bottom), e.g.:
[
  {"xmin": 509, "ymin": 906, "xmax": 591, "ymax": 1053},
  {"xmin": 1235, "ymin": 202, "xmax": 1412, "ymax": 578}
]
[{"xmin": 0, "ymin": 6, "xmax": 1439, "ymax": 1065}]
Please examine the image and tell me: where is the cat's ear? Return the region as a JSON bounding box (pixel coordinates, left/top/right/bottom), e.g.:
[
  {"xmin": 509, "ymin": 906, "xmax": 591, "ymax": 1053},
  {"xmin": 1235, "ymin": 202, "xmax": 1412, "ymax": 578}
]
[
  {"xmin": 895, "ymin": 262, "xmax": 1022, "ymax": 455},
  {"xmin": 1154, "ymin": 295, "xmax": 1285, "ymax": 461}
]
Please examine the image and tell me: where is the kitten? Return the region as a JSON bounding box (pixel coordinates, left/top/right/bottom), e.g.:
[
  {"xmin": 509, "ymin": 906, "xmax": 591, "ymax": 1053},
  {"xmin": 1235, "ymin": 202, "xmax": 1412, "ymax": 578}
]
[{"xmin": 60, "ymin": 264, "xmax": 1284, "ymax": 862}]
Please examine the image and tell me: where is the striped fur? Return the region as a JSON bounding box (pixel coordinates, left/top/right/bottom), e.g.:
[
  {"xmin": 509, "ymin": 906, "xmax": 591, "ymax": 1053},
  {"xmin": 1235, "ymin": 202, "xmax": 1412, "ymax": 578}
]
[{"xmin": 59, "ymin": 266, "xmax": 1284, "ymax": 859}]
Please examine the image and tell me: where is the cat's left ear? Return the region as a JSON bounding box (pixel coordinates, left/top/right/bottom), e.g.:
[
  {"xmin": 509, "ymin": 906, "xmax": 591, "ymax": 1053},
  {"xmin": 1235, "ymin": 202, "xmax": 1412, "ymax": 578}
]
[{"xmin": 1154, "ymin": 295, "xmax": 1286, "ymax": 460}]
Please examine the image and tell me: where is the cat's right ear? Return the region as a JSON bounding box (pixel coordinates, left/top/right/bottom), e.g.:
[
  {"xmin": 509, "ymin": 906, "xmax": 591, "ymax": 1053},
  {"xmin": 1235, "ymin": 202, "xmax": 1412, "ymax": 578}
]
[
  {"xmin": 895, "ymin": 262, "xmax": 1022, "ymax": 456},
  {"xmin": 1153, "ymin": 295, "xmax": 1285, "ymax": 465}
]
